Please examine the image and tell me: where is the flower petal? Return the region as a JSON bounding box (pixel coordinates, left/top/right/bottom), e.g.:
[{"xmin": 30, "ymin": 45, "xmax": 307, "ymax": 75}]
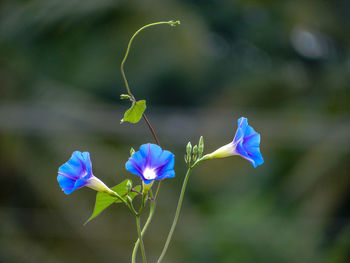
[
  {"xmin": 57, "ymin": 151, "xmax": 95, "ymax": 194},
  {"xmin": 139, "ymin": 143, "xmax": 163, "ymax": 167},
  {"xmin": 142, "ymin": 178, "xmax": 154, "ymax": 185},
  {"xmin": 62, "ymin": 187, "xmax": 75, "ymax": 195},
  {"xmin": 73, "ymin": 178, "xmax": 89, "ymax": 190},
  {"xmin": 243, "ymin": 132, "xmax": 260, "ymax": 148},
  {"xmin": 125, "ymin": 154, "xmax": 144, "ymax": 177},
  {"xmin": 235, "ymin": 141, "xmax": 253, "ymax": 162},
  {"xmin": 63, "ymin": 178, "xmax": 89, "ymax": 194},
  {"xmin": 57, "ymin": 174, "xmax": 75, "ymax": 193},
  {"xmin": 125, "ymin": 143, "xmax": 175, "ymax": 183},
  {"xmin": 154, "ymin": 150, "xmax": 175, "ymax": 177},
  {"xmin": 246, "ymin": 146, "xmax": 264, "ymax": 168},
  {"xmin": 234, "ymin": 117, "xmax": 264, "ymax": 167},
  {"xmin": 233, "ymin": 117, "xmax": 248, "ymax": 143},
  {"xmin": 157, "ymin": 169, "xmax": 175, "ymax": 180},
  {"xmin": 59, "ymin": 151, "xmax": 87, "ymax": 179},
  {"xmin": 81, "ymin": 151, "xmax": 92, "ymax": 176}
]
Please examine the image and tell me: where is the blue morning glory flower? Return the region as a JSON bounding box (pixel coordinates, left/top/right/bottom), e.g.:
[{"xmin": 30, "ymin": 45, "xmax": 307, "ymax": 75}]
[
  {"xmin": 204, "ymin": 117, "xmax": 264, "ymax": 167},
  {"xmin": 125, "ymin": 143, "xmax": 175, "ymax": 184},
  {"xmin": 58, "ymin": 151, "xmax": 112, "ymax": 194}
]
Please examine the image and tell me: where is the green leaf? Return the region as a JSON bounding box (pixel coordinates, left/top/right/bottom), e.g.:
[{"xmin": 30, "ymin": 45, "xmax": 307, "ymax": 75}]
[
  {"xmin": 121, "ymin": 100, "xmax": 146, "ymax": 124},
  {"xmin": 85, "ymin": 179, "xmax": 141, "ymax": 225}
]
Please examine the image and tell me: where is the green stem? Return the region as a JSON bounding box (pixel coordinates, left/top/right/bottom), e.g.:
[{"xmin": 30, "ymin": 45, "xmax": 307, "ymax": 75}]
[
  {"xmin": 107, "ymin": 190, "xmax": 129, "ymax": 207},
  {"xmin": 121, "ymin": 21, "xmax": 180, "ymax": 262},
  {"xmin": 135, "ymin": 216, "xmax": 147, "ymax": 263},
  {"xmin": 127, "ymin": 198, "xmax": 138, "ymax": 217},
  {"xmin": 154, "ymin": 181, "xmax": 162, "ymax": 200},
  {"xmin": 132, "ymin": 200, "xmax": 156, "ymax": 263},
  {"xmin": 137, "ymin": 194, "xmax": 146, "ymax": 216},
  {"xmin": 156, "ymin": 167, "xmax": 193, "ymax": 263},
  {"xmin": 131, "ymin": 181, "xmax": 162, "ymax": 262},
  {"xmin": 120, "ymin": 20, "xmax": 180, "ymax": 99},
  {"xmin": 142, "ymin": 114, "xmax": 161, "ymax": 147},
  {"xmin": 120, "ymin": 20, "xmax": 179, "ymax": 146}
]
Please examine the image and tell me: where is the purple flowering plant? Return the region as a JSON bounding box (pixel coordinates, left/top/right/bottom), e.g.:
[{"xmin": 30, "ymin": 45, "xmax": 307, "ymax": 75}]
[{"xmin": 57, "ymin": 21, "xmax": 263, "ymax": 263}]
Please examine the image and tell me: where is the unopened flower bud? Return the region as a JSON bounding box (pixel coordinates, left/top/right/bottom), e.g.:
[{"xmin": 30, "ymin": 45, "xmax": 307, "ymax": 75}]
[
  {"xmin": 126, "ymin": 180, "xmax": 132, "ymax": 193},
  {"xmin": 120, "ymin": 94, "xmax": 131, "ymax": 100},
  {"xmin": 198, "ymin": 136, "xmax": 204, "ymax": 158},
  {"xmin": 192, "ymin": 145, "xmax": 198, "ymax": 161},
  {"xmin": 186, "ymin": 142, "xmax": 192, "ymax": 163}
]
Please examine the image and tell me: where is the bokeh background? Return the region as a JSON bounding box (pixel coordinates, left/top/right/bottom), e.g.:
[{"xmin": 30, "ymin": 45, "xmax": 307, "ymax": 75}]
[{"xmin": 1, "ymin": 0, "xmax": 350, "ymax": 262}]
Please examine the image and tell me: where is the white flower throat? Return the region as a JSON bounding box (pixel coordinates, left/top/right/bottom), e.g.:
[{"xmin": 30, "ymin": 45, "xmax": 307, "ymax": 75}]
[{"xmin": 143, "ymin": 167, "xmax": 157, "ymax": 180}]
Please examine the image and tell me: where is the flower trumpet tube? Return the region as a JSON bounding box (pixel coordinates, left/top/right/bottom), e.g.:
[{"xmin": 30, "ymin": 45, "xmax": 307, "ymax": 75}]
[
  {"xmin": 57, "ymin": 151, "xmax": 114, "ymax": 195},
  {"xmin": 125, "ymin": 143, "xmax": 175, "ymax": 187},
  {"xmin": 204, "ymin": 117, "xmax": 264, "ymax": 168}
]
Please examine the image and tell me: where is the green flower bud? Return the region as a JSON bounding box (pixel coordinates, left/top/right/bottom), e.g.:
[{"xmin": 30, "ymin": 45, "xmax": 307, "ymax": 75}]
[
  {"xmin": 120, "ymin": 94, "xmax": 131, "ymax": 100},
  {"xmin": 186, "ymin": 142, "xmax": 192, "ymax": 155},
  {"xmin": 186, "ymin": 142, "xmax": 192, "ymax": 163},
  {"xmin": 198, "ymin": 136, "xmax": 204, "ymax": 158},
  {"xmin": 192, "ymin": 145, "xmax": 198, "ymax": 161},
  {"xmin": 169, "ymin": 20, "xmax": 181, "ymax": 27},
  {"xmin": 126, "ymin": 180, "xmax": 132, "ymax": 193},
  {"xmin": 130, "ymin": 147, "xmax": 135, "ymax": 157}
]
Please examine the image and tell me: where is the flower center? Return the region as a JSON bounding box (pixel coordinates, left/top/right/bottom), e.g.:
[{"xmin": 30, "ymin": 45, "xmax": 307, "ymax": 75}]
[{"xmin": 143, "ymin": 167, "xmax": 157, "ymax": 180}]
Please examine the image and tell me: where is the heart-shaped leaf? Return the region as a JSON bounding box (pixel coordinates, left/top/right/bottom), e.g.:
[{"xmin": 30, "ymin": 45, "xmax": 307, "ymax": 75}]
[
  {"xmin": 121, "ymin": 100, "xmax": 146, "ymax": 124},
  {"xmin": 85, "ymin": 179, "xmax": 141, "ymax": 225}
]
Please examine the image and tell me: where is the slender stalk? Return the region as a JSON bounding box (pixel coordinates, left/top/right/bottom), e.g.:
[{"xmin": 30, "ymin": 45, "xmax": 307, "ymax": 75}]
[
  {"xmin": 154, "ymin": 181, "xmax": 162, "ymax": 200},
  {"xmin": 157, "ymin": 167, "xmax": 193, "ymax": 263},
  {"xmin": 120, "ymin": 20, "xmax": 179, "ymax": 145},
  {"xmin": 131, "ymin": 180, "xmax": 162, "ymax": 261},
  {"xmin": 120, "ymin": 20, "xmax": 180, "ymax": 99},
  {"xmin": 142, "ymin": 114, "xmax": 160, "ymax": 146},
  {"xmin": 126, "ymin": 197, "xmax": 138, "ymax": 216},
  {"xmin": 107, "ymin": 190, "xmax": 129, "ymax": 207},
  {"xmin": 121, "ymin": 21, "xmax": 180, "ymax": 262},
  {"xmin": 132, "ymin": 200, "xmax": 156, "ymax": 262},
  {"xmin": 135, "ymin": 216, "xmax": 147, "ymax": 263}
]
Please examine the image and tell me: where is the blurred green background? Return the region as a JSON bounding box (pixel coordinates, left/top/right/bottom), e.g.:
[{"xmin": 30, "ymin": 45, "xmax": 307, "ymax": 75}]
[{"xmin": 1, "ymin": 0, "xmax": 350, "ymax": 262}]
